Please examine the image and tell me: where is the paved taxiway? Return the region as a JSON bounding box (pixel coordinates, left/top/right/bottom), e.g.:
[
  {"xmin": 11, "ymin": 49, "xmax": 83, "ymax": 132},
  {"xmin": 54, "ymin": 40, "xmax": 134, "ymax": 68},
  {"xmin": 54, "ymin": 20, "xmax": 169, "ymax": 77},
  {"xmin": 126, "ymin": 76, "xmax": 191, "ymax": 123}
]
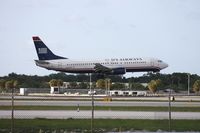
[
  {"xmin": 1, "ymin": 95, "xmax": 200, "ymax": 101},
  {"xmin": 0, "ymin": 100, "xmax": 200, "ymax": 107},
  {"xmin": 1, "ymin": 110, "xmax": 200, "ymax": 119}
]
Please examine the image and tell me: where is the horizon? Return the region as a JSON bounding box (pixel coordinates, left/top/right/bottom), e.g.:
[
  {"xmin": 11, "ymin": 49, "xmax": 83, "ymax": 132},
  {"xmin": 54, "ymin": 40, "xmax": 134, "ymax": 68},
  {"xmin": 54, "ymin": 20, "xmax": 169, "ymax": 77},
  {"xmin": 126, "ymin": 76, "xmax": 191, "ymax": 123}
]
[{"xmin": 1, "ymin": 71, "xmax": 199, "ymax": 78}]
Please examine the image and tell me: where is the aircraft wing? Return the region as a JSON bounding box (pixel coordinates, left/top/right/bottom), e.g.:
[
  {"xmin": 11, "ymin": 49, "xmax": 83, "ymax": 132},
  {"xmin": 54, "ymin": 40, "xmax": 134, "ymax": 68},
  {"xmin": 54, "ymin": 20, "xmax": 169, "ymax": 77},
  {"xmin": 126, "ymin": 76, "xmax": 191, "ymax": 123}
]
[
  {"xmin": 94, "ymin": 63, "xmax": 112, "ymax": 74},
  {"xmin": 94, "ymin": 63, "xmax": 126, "ymax": 75}
]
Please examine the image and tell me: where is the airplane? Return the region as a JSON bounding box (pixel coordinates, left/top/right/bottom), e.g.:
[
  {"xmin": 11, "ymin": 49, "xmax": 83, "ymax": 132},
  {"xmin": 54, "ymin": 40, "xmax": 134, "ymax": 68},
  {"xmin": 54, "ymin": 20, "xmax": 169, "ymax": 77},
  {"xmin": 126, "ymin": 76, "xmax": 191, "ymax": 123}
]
[{"xmin": 33, "ymin": 36, "xmax": 168, "ymax": 75}]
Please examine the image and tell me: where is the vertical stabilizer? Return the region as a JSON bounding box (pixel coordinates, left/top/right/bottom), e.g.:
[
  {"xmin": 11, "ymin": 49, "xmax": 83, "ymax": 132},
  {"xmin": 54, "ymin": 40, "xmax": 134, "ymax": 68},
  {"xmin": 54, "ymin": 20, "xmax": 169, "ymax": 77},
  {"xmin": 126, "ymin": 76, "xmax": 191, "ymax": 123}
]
[{"xmin": 32, "ymin": 36, "xmax": 66, "ymax": 60}]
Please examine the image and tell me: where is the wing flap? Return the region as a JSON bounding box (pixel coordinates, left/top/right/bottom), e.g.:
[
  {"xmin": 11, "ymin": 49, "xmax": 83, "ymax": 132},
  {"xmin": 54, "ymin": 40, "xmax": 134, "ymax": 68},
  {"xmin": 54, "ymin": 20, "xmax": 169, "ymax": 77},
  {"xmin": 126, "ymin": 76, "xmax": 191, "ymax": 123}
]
[{"xmin": 94, "ymin": 63, "xmax": 111, "ymax": 74}]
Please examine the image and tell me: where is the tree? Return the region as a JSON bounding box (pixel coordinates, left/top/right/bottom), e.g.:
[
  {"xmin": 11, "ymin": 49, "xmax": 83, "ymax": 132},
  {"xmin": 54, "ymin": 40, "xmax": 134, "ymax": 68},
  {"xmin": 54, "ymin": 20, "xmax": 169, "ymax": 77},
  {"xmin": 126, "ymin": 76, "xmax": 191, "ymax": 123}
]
[
  {"xmin": 5, "ymin": 80, "xmax": 14, "ymax": 90},
  {"xmin": 1, "ymin": 72, "xmax": 200, "ymax": 90},
  {"xmin": 148, "ymin": 79, "xmax": 161, "ymax": 93},
  {"xmin": 0, "ymin": 79, "xmax": 6, "ymax": 92},
  {"xmin": 96, "ymin": 79, "xmax": 106, "ymax": 89},
  {"xmin": 111, "ymin": 82, "xmax": 125, "ymax": 90},
  {"xmin": 49, "ymin": 79, "xmax": 58, "ymax": 87},
  {"xmin": 69, "ymin": 82, "xmax": 78, "ymax": 89},
  {"xmin": 193, "ymin": 80, "xmax": 200, "ymax": 94},
  {"xmin": 13, "ymin": 80, "xmax": 19, "ymax": 89},
  {"xmin": 57, "ymin": 79, "xmax": 63, "ymax": 88},
  {"xmin": 49, "ymin": 79, "xmax": 63, "ymax": 88},
  {"xmin": 129, "ymin": 82, "xmax": 145, "ymax": 90},
  {"xmin": 79, "ymin": 82, "xmax": 88, "ymax": 89},
  {"xmin": 91, "ymin": 82, "xmax": 96, "ymax": 89},
  {"xmin": 148, "ymin": 80, "xmax": 157, "ymax": 93},
  {"xmin": 155, "ymin": 79, "xmax": 162, "ymax": 89}
]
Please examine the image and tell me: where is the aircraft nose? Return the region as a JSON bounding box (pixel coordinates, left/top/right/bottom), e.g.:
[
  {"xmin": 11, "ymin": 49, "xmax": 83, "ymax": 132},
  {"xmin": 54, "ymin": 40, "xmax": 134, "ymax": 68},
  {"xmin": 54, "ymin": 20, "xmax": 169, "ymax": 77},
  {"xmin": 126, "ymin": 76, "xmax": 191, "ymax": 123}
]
[{"xmin": 162, "ymin": 62, "xmax": 168, "ymax": 69}]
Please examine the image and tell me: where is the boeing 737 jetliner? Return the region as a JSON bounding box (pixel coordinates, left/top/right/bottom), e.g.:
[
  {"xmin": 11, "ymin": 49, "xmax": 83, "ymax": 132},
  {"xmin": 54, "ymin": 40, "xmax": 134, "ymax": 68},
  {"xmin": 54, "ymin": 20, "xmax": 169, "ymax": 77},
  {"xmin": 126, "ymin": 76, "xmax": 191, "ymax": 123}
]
[{"xmin": 33, "ymin": 36, "xmax": 168, "ymax": 75}]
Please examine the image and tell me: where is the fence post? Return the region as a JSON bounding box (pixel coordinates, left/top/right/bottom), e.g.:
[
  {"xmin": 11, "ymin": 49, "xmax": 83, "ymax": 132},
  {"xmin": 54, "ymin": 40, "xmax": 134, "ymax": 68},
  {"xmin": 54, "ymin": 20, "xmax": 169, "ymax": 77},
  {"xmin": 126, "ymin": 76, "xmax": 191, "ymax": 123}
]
[
  {"xmin": 168, "ymin": 89, "xmax": 171, "ymax": 132},
  {"xmin": 11, "ymin": 87, "xmax": 14, "ymax": 133}
]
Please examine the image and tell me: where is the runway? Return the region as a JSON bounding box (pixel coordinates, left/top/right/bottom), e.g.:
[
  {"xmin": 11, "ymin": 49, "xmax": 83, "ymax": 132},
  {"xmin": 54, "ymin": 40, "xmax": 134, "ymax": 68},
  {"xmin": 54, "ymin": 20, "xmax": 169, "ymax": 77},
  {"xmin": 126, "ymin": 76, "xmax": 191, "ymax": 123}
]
[
  {"xmin": 1, "ymin": 110, "xmax": 200, "ymax": 119},
  {"xmin": 1, "ymin": 95, "xmax": 200, "ymax": 102},
  {"xmin": 0, "ymin": 100, "xmax": 200, "ymax": 107}
]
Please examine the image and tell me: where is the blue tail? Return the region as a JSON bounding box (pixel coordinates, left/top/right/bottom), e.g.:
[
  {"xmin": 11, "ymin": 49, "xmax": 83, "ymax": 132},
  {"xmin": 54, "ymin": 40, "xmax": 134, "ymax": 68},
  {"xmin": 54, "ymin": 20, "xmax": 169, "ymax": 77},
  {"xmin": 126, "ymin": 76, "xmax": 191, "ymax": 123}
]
[{"xmin": 32, "ymin": 36, "xmax": 67, "ymax": 60}]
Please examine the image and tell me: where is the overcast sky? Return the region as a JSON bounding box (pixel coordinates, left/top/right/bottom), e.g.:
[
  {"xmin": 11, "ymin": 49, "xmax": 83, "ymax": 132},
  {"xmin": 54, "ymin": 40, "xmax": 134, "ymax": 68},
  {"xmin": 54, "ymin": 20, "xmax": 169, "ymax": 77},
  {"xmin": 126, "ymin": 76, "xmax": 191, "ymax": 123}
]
[{"xmin": 0, "ymin": 0, "xmax": 200, "ymax": 77}]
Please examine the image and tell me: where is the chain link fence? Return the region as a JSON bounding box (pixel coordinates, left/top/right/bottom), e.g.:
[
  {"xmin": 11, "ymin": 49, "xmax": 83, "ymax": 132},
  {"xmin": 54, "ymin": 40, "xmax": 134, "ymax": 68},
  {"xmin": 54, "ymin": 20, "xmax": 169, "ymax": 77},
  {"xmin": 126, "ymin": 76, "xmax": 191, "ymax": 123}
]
[{"xmin": 0, "ymin": 89, "xmax": 200, "ymax": 133}]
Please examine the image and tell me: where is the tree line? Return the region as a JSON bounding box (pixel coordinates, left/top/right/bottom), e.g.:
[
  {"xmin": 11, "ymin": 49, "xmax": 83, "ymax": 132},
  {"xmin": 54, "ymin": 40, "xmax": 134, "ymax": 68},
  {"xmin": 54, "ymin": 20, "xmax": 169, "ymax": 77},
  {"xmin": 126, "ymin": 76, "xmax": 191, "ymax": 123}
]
[{"xmin": 0, "ymin": 72, "xmax": 200, "ymax": 94}]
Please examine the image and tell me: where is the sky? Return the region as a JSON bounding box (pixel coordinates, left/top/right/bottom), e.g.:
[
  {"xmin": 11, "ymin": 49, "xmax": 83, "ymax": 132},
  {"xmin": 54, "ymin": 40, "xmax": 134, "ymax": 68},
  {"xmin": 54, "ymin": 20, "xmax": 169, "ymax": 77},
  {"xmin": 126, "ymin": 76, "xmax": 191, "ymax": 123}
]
[{"xmin": 0, "ymin": 0, "xmax": 200, "ymax": 77}]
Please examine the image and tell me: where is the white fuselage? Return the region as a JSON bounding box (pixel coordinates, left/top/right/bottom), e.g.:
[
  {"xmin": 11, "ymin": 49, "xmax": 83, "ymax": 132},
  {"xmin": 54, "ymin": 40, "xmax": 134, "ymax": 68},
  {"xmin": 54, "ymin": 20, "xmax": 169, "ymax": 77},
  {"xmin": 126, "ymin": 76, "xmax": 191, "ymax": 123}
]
[{"xmin": 35, "ymin": 57, "xmax": 168, "ymax": 73}]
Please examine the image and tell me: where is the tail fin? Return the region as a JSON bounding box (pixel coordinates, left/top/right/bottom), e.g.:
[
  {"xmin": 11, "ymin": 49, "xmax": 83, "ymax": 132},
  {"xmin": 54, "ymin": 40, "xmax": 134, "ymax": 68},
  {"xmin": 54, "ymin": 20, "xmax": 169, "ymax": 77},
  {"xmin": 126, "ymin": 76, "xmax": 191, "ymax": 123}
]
[{"xmin": 32, "ymin": 36, "xmax": 67, "ymax": 60}]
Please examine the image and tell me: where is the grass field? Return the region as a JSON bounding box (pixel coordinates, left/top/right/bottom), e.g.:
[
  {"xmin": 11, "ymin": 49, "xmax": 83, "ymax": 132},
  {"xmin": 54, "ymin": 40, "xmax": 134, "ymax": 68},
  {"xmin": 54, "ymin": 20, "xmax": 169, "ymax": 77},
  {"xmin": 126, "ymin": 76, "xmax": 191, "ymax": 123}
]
[
  {"xmin": 0, "ymin": 119, "xmax": 200, "ymax": 133},
  {"xmin": 0, "ymin": 105, "xmax": 200, "ymax": 112}
]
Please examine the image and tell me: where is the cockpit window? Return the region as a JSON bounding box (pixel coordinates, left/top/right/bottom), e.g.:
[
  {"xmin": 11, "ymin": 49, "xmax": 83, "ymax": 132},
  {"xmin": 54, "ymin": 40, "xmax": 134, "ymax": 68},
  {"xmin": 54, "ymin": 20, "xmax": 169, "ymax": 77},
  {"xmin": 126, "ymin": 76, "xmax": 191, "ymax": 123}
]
[{"xmin": 158, "ymin": 60, "xmax": 162, "ymax": 63}]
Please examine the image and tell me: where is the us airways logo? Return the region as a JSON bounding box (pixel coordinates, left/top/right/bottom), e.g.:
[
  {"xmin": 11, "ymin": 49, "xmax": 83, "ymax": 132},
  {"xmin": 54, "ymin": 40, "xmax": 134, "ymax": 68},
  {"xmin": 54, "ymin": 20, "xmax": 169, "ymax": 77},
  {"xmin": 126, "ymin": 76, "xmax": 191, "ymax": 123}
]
[{"xmin": 38, "ymin": 48, "xmax": 47, "ymax": 54}]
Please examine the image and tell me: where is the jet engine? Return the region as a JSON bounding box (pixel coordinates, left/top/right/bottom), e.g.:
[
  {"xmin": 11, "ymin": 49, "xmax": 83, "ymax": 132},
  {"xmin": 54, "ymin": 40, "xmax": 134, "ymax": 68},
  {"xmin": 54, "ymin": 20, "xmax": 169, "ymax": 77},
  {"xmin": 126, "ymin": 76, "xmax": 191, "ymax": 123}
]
[{"xmin": 111, "ymin": 68, "xmax": 126, "ymax": 75}]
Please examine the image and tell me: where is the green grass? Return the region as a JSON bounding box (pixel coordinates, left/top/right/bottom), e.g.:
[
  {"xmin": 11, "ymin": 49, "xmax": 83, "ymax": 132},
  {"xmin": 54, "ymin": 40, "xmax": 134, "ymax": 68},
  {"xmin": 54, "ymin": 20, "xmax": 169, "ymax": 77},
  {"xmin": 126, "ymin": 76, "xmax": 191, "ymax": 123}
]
[
  {"xmin": 0, "ymin": 119, "xmax": 200, "ymax": 133},
  {"xmin": 0, "ymin": 105, "xmax": 200, "ymax": 112}
]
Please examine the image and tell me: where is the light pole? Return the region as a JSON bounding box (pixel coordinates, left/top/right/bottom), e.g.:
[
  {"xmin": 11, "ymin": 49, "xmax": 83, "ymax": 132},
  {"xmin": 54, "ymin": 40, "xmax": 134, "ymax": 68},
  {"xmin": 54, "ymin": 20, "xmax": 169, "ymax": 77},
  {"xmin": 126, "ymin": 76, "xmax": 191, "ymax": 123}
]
[
  {"xmin": 188, "ymin": 73, "xmax": 190, "ymax": 96},
  {"xmin": 105, "ymin": 78, "xmax": 111, "ymax": 97}
]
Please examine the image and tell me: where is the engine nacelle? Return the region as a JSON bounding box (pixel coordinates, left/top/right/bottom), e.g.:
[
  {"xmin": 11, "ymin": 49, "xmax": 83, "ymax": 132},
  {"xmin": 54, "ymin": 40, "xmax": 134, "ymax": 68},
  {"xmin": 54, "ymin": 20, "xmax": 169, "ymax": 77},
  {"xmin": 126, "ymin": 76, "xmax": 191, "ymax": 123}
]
[{"xmin": 111, "ymin": 68, "xmax": 126, "ymax": 75}]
